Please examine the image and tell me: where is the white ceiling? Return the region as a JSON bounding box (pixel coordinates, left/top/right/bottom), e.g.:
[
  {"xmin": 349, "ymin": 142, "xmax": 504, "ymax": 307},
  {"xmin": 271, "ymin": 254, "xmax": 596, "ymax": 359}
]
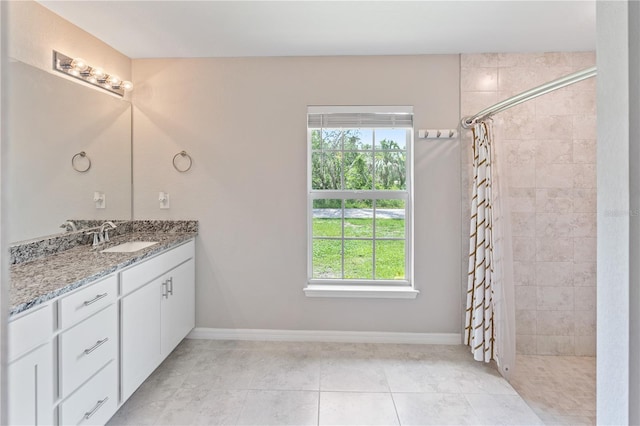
[{"xmin": 38, "ymin": 1, "xmax": 596, "ymax": 59}]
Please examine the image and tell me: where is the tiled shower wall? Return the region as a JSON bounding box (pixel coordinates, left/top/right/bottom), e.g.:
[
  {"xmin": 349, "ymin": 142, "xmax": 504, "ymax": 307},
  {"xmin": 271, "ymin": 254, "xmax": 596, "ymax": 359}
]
[{"xmin": 460, "ymin": 52, "xmax": 596, "ymax": 356}]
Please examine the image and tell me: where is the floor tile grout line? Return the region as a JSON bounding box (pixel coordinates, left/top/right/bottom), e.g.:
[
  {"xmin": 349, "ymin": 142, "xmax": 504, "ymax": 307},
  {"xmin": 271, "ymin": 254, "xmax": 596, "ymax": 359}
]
[
  {"xmin": 388, "ymin": 391, "xmax": 402, "ymax": 426},
  {"xmin": 317, "ymin": 390, "xmax": 321, "ymax": 426}
]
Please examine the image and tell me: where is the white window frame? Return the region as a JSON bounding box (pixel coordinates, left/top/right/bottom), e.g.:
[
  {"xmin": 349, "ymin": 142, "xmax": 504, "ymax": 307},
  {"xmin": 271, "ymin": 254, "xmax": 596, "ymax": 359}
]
[{"xmin": 304, "ymin": 106, "xmax": 418, "ymax": 299}]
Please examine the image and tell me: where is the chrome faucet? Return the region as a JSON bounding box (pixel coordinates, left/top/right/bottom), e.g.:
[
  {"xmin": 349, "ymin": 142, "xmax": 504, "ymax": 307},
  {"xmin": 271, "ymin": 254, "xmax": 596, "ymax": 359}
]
[
  {"xmin": 60, "ymin": 221, "xmax": 77, "ymax": 232},
  {"xmin": 99, "ymin": 221, "xmax": 117, "ymax": 243}
]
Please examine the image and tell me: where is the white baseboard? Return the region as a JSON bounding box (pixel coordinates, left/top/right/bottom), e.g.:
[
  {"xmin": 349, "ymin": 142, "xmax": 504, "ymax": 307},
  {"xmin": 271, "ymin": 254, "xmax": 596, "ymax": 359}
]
[{"xmin": 187, "ymin": 327, "xmax": 461, "ymax": 345}]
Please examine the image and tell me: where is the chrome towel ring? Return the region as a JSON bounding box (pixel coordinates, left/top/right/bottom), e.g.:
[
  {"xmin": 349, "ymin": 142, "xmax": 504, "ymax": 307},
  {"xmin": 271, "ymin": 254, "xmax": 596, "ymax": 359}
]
[
  {"xmin": 72, "ymin": 151, "xmax": 91, "ymax": 172},
  {"xmin": 173, "ymin": 151, "xmax": 193, "ymax": 172}
]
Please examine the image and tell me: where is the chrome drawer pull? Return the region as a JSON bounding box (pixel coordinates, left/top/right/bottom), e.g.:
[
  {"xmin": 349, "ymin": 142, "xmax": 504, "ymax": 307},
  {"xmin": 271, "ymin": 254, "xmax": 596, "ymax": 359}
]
[
  {"xmin": 162, "ymin": 281, "xmax": 168, "ymax": 299},
  {"xmin": 84, "ymin": 396, "xmax": 109, "ymax": 420},
  {"xmin": 83, "ymin": 293, "xmax": 108, "ymax": 306},
  {"xmin": 84, "ymin": 338, "xmax": 109, "ymax": 355},
  {"xmin": 167, "ymin": 277, "xmax": 174, "ymax": 295}
]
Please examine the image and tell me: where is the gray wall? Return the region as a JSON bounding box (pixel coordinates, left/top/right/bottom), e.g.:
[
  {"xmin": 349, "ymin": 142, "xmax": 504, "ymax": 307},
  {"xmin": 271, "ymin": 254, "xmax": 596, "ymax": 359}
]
[
  {"xmin": 132, "ymin": 55, "xmax": 462, "ymax": 333},
  {"xmin": 596, "ymin": 1, "xmax": 640, "ymax": 423}
]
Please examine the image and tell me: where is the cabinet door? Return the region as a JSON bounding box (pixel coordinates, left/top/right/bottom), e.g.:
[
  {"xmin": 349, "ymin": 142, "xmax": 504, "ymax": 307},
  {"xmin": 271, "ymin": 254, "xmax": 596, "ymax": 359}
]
[
  {"xmin": 120, "ymin": 279, "xmax": 162, "ymax": 403},
  {"xmin": 8, "ymin": 343, "xmax": 54, "ymax": 426},
  {"xmin": 161, "ymin": 259, "xmax": 195, "ymax": 357}
]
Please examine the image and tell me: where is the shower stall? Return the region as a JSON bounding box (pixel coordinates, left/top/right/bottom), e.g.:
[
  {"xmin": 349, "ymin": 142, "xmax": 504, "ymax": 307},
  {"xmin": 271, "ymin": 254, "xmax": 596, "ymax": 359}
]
[{"xmin": 460, "ymin": 52, "xmax": 597, "ymax": 424}]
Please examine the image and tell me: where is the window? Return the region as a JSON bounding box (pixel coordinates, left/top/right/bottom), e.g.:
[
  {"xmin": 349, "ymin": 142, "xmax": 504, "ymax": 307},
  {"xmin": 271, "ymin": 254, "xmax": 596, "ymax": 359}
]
[{"xmin": 305, "ymin": 106, "xmax": 417, "ymax": 298}]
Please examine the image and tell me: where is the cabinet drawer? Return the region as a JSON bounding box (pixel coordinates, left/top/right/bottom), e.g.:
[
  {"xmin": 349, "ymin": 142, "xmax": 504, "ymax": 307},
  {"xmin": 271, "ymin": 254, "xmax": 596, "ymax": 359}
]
[
  {"xmin": 59, "ymin": 275, "xmax": 117, "ymax": 329},
  {"xmin": 8, "ymin": 304, "xmax": 52, "ymax": 363},
  {"xmin": 121, "ymin": 239, "xmax": 194, "ymax": 295},
  {"xmin": 59, "ymin": 305, "xmax": 117, "ymax": 398},
  {"xmin": 59, "ymin": 361, "xmax": 118, "ymax": 426}
]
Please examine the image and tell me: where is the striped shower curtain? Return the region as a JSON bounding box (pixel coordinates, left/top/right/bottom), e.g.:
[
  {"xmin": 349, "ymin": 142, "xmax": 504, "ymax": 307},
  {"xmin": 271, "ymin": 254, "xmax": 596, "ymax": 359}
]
[
  {"xmin": 465, "ymin": 121, "xmax": 515, "ymax": 377},
  {"xmin": 465, "ymin": 121, "xmax": 495, "ymax": 362}
]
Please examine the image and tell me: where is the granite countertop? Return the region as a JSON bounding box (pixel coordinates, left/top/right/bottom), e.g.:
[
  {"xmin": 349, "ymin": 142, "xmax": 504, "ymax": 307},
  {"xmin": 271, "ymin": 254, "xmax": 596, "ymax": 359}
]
[{"xmin": 10, "ymin": 231, "xmax": 196, "ymax": 317}]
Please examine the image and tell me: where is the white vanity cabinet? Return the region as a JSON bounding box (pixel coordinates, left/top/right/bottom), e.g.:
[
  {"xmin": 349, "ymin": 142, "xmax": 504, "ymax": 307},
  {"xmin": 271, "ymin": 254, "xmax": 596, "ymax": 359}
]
[
  {"xmin": 8, "ymin": 304, "xmax": 54, "ymax": 426},
  {"xmin": 161, "ymin": 258, "xmax": 196, "ymax": 356},
  {"xmin": 57, "ymin": 274, "xmax": 118, "ymax": 425},
  {"xmin": 8, "ymin": 237, "xmax": 195, "ymax": 426},
  {"xmin": 120, "ymin": 240, "xmax": 195, "ymax": 402}
]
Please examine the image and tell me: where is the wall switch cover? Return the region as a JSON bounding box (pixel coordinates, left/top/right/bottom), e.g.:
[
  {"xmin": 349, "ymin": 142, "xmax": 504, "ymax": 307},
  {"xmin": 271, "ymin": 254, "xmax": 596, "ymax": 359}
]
[
  {"xmin": 159, "ymin": 192, "xmax": 170, "ymax": 209},
  {"xmin": 94, "ymin": 191, "xmax": 106, "ymax": 209}
]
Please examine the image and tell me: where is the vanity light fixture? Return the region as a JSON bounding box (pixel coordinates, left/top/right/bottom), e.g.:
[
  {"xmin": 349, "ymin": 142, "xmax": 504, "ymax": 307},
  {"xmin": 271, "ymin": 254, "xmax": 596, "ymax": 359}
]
[{"xmin": 53, "ymin": 50, "xmax": 133, "ymax": 97}]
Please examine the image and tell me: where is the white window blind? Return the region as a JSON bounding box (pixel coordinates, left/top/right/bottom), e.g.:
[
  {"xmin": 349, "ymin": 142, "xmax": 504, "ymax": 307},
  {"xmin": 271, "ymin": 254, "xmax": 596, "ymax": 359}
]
[{"xmin": 307, "ymin": 106, "xmax": 414, "ymax": 129}]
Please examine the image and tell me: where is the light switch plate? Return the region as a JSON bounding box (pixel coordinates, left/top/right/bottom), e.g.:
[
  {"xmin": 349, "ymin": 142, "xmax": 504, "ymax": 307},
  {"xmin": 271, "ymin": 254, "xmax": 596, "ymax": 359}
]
[
  {"xmin": 94, "ymin": 191, "xmax": 106, "ymax": 209},
  {"xmin": 159, "ymin": 192, "xmax": 170, "ymax": 209}
]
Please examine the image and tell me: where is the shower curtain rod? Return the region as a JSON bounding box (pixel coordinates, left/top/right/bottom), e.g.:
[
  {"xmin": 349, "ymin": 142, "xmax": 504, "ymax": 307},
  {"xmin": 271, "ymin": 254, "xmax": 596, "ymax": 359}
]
[{"xmin": 461, "ymin": 66, "xmax": 597, "ymax": 129}]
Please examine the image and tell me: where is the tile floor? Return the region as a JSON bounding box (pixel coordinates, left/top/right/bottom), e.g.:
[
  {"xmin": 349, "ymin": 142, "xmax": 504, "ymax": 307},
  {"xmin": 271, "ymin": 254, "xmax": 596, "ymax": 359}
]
[
  {"xmin": 510, "ymin": 355, "xmax": 596, "ymax": 425},
  {"xmin": 108, "ymin": 339, "xmax": 549, "ymax": 425}
]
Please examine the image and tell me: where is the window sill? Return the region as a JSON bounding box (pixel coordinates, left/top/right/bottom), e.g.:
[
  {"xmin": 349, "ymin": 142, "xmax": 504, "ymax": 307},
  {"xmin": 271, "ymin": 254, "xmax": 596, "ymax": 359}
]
[{"xmin": 303, "ymin": 284, "xmax": 419, "ymax": 299}]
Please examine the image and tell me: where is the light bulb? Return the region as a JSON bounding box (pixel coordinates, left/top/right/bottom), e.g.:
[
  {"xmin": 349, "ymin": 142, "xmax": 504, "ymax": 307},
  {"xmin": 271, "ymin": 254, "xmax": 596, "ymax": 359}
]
[
  {"xmin": 90, "ymin": 67, "xmax": 106, "ymax": 80},
  {"xmin": 68, "ymin": 68, "xmax": 80, "ymax": 77},
  {"xmin": 86, "ymin": 76, "xmax": 97, "ymax": 84},
  {"xmin": 71, "ymin": 58, "xmax": 89, "ymax": 72},
  {"xmin": 122, "ymin": 81, "xmax": 134, "ymax": 91},
  {"xmin": 107, "ymin": 75, "xmax": 121, "ymax": 87}
]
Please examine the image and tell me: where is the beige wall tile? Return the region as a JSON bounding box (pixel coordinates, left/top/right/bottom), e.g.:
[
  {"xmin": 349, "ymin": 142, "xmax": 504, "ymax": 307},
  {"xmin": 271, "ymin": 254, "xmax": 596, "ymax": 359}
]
[
  {"xmin": 513, "ymin": 261, "xmax": 536, "ymax": 286},
  {"xmin": 575, "ymin": 335, "xmax": 596, "ymax": 356},
  {"xmin": 574, "ymin": 237, "xmax": 596, "ymax": 262},
  {"xmin": 536, "ymin": 237, "xmax": 574, "ymax": 262},
  {"xmin": 536, "ymin": 164, "xmax": 574, "ymax": 188},
  {"xmin": 534, "ymin": 90, "xmax": 573, "ymax": 116},
  {"xmin": 575, "ymin": 287, "xmax": 596, "ymax": 311},
  {"xmin": 573, "ymin": 213, "xmax": 597, "ymax": 237},
  {"xmin": 574, "ymin": 310, "xmax": 596, "ymax": 336},
  {"xmin": 573, "ymin": 262, "xmax": 596, "ymax": 287},
  {"xmin": 461, "ymin": 91, "xmax": 499, "ymax": 117},
  {"xmin": 502, "ymin": 114, "xmax": 537, "ymax": 140},
  {"xmin": 498, "ymin": 67, "xmax": 547, "ymax": 93},
  {"xmin": 570, "ymin": 91, "xmax": 597, "ymax": 115},
  {"xmin": 536, "ymin": 286, "xmax": 574, "ymax": 311},
  {"xmin": 461, "ymin": 67, "xmax": 498, "ymax": 91},
  {"xmin": 516, "ymin": 336, "xmax": 537, "ymax": 355},
  {"xmin": 573, "ymin": 115, "xmax": 597, "ymax": 139},
  {"xmin": 536, "ymin": 213, "xmax": 574, "ymax": 237},
  {"xmin": 516, "ymin": 286, "xmax": 537, "ymax": 310},
  {"xmin": 539, "ymin": 66, "xmax": 575, "ymax": 83},
  {"xmin": 535, "ymin": 115, "xmax": 573, "ymax": 139},
  {"xmin": 461, "ymin": 53, "xmax": 499, "ymax": 68},
  {"xmin": 512, "ymin": 212, "xmax": 536, "ymax": 237},
  {"xmin": 536, "ymin": 188, "xmax": 573, "ymax": 214},
  {"xmin": 535, "ymin": 139, "xmax": 573, "ymax": 164},
  {"xmin": 573, "ymin": 139, "xmax": 596, "ymax": 164},
  {"xmin": 537, "ymin": 335, "xmax": 575, "ymax": 355},
  {"xmin": 537, "ymin": 311, "xmax": 575, "ymax": 336},
  {"xmin": 498, "ymin": 92, "xmax": 536, "ymax": 116},
  {"xmin": 570, "ymin": 51, "xmax": 596, "ymax": 68},
  {"xmin": 509, "ymin": 188, "xmax": 536, "ymax": 213},
  {"xmin": 507, "ymin": 163, "xmax": 536, "ymax": 187},
  {"xmin": 513, "ymin": 237, "xmax": 536, "ymax": 261},
  {"xmin": 516, "ymin": 310, "xmax": 537, "ymax": 335},
  {"xmin": 573, "ymin": 164, "xmax": 596, "ymax": 188},
  {"xmin": 570, "ymin": 76, "xmax": 596, "ymax": 92},
  {"xmin": 572, "ymin": 189, "xmax": 596, "ymax": 213},
  {"xmin": 504, "ymin": 140, "xmax": 536, "ymax": 164},
  {"xmin": 535, "ymin": 262, "xmax": 573, "ymax": 286},
  {"xmin": 497, "ymin": 53, "xmax": 536, "ymax": 67}
]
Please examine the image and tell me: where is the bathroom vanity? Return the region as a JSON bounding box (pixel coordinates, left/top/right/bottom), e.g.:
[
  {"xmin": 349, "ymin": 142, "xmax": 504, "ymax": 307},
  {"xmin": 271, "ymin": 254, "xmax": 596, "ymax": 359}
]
[{"xmin": 8, "ymin": 221, "xmax": 197, "ymax": 425}]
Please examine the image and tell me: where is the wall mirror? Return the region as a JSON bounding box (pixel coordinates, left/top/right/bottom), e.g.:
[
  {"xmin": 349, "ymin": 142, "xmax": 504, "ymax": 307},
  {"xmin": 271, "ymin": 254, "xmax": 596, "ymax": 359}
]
[{"xmin": 6, "ymin": 59, "xmax": 132, "ymax": 243}]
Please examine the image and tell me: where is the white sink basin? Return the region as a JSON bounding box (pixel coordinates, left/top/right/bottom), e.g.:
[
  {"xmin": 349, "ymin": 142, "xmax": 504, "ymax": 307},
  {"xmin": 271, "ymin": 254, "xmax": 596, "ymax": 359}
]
[{"xmin": 101, "ymin": 241, "xmax": 158, "ymax": 253}]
